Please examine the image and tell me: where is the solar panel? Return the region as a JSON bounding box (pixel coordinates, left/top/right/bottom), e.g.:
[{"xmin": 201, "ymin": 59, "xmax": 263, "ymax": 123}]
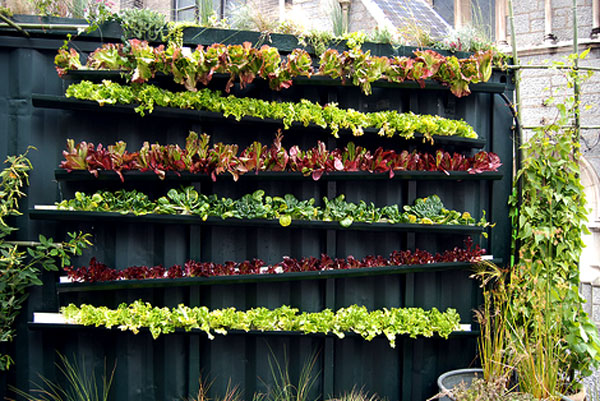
[{"xmin": 370, "ymin": 0, "xmax": 451, "ymax": 39}]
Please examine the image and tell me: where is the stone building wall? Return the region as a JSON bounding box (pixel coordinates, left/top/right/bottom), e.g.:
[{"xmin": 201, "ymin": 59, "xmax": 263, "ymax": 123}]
[
  {"xmin": 287, "ymin": 0, "xmax": 332, "ymax": 31},
  {"xmin": 510, "ymin": 1, "xmax": 600, "ymax": 213},
  {"xmin": 510, "ymin": 0, "xmax": 594, "ymax": 47},
  {"xmin": 145, "ymin": 0, "xmax": 171, "ymax": 17},
  {"xmin": 246, "ymin": 0, "xmax": 280, "ymax": 23},
  {"xmin": 510, "ymin": 1, "xmax": 600, "ymax": 195},
  {"xmin": 349, "ymin": 0, "xmax": 377, "ymax": 34}
]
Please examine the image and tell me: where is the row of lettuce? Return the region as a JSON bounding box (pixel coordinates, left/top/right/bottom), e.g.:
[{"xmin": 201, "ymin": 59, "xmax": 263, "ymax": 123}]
[
  {"xmin": 60, "ymin": 301, "xmax": 461, "ymax": 347},
  {"xmin": 56, "ymin": 40, "xmax": 495, "ymax": 96},
  {"xmin": 46, "ymin": 39, "xmax": 495, "ymax": 344},
  {"xmin": 52, "ymin": 189, "xmax": 488, "ymax": 229},
  {"xmin": 61, "ymin": 132, "xmax": 500, "ymax": 181},
  {"xmin": 64, "ymin": 238, "xmax": 484, "ymax": 282}
]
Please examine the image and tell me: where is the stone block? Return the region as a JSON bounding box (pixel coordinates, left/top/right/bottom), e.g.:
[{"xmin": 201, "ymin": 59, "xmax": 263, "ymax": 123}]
[
  {"xmin": 515, "ymin": 32, "xmax": 544, "ymax": 47},
  {"xmin": 593, "ymin": 284, "xmax": 600, "ymax": 305},
  {"xmin": 582, "ymin": 284, "xmax": 593, "ymax": 315},
  {"xmin": 553, "ymin": 15, "xmax": 568, "ymax": 29},
  {"xmin": 554, "ymin": 0, "xmax": 575, "ymax": 9},
  {"xmin": 514, "ymin": 13, "xmax": 531, "ymax": 34},
  {"xmin": 582, "ymin": 282, "xmax": 593, "ymax": 299},
  {"xmin": 530, "ymin": 18, "xmax": 545, "ymax": 33},
  {"xmin": 593, "ymin": 304, "xmax": 600, "ymax": 322},
  {"xmin": 515, "ymin": 1, "xmax": 541, "ymax": 14}
]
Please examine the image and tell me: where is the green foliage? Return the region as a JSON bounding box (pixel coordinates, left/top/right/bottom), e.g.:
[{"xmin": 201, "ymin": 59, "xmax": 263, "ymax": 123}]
[
  {"xmin": 28, "ymin": 0, "xmax": 69, "ymax": 16},
  {"xmin": 508, "ymin": 50, "xmax": 600, "ymax": 393},
  {"xmin": 55, "ymin": 187, "xmax": 488, "ymax": 228},
  {"xmin": 84, "ymin": 0, "xmax": 117, "ymax": 27},
  {"xmin": 0, "ymin": 5, "xmax": 14, "ymax": 17},
  {"xmin": 435, "ymin": 24, "xmax": 496, "ymax": 53},
  {"xmin": 367, "ymin": 26, "xmax": 397, "ymax": 47},
  {"xmin": 65, "ymin": 80, "xmax": 478, "ymax": 141},
  {"xmin": 119, "ymin": 8, "xmax": 168, "ymax": 42},
  {"xmin": 471, "ymin": 262, "xmax": 512, "ymax": 385},
  {"xmin": 300, "ymin": 30, "xmax": 336, "ymax": 58},
  {"xmin": 61, "ymin": 300, "xmax": 461, "ymax": 345},
  {"xmin": 0, "ymin": 151, "xmax": 92, "ymax": 370},
  {"xmin": 58, "ymin": 40, "xmax": 494, "ymax": 97},
  {"xmin": 198, "ymin": 0, "xmax": 215, "ymax": 26},
  {"xmin": 326, "ymin": 0, "xmax": 343, "ymax": 37},
  {"xmin": 9, "ymin": 352, "xmax": 115, "ymax": 401}
]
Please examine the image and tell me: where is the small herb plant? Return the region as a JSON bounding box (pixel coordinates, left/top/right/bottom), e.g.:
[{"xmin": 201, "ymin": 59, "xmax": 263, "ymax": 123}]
[
  {"xmin": 65, "ymin": 80, "xmax": 478, "ymax": 140},
  {"xmin": 60, "ymin": 132, "xmax": 501, "ymax": 181},
  {"xmin": 0, "ymin": 150, "xmax": 91, "ymax": 370},
  {"xmin": 61, "ymin": 300, "xmax": 462, "ymax": 346},
  {"xmin": 56, "ymin": 40, "xmax": 493, "ymax": 97},
  {"xmin": 63, "ymin": 237, "xmax": 484, "ymax": 282},
  {"xmin": 54, "ymin": 188, "xmax": 489, "ymax": 228}
]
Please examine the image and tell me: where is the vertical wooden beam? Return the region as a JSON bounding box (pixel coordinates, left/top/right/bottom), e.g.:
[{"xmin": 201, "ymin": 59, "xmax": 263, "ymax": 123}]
[
  {"xmin": 321, "ymin": 81, "xmax": 338, "ymax": 397},
  {"xmin": 279, "ymin": 0, "xmax": 285, "ymax": 22},
  {"xmin": 572, "ymin": 0, "xmax": 580, "ymax": 144},
  {"xmin": 187, "ymin": 234, "xmax": 201, "ymax": 396},
  {"xmin": 188, "ymin": 181, "xmax": 202, "ymax": 396},
  {"xmin": 454, "ymin": 0, "xmax": 471, "ymax": 29},
  {"xmin": 495, "ymin": 0, "xmax": 508, "ymax": 45},
  {"xmin": 401, "ymin": 180, "xmax": 417, "ymax": 400},
  {"xmin": 593, "ymin": 0, "xmax": 600, "ymax": 38},
  {"xmin": 544, "ymin": 0, "xmax": 557, "ymax": 42},
  {"xmin": 322, "ymin": 177, "xmax": 337, "ymax": 400},
  {"xmin": 339, "ymin": 0, "xmax": 351, "ymax": 33}
]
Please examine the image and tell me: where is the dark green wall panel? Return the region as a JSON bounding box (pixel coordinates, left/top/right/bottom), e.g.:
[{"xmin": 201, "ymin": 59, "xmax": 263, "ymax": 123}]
[{"xmin": 0, "ymin": 32, "xmax": 513, "ymax": 401}]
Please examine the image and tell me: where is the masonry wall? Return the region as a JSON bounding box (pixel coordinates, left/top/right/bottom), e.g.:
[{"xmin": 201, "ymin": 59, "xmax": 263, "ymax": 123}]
[
  {"xmin": 285, "ymin": 0, "xmax": 332, "ymax": 31},
  {"xmin": 509, "ymin": 0, "xmax": 594, "ymax": 47},
  {"xmin": 510, "ymin": 1, "xmax": 600, "ymax": 169},
  {"xmin": 349, "ymin": 0, "xmax": 377, "ymax": 34}
]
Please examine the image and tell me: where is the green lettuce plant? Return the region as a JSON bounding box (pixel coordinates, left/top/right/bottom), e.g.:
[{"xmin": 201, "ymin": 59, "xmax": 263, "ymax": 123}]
[
  {"xmin": 54, "ymin": 188, "xmax": 488, "ymax": 228},
  {"xmin": 65, "ymin": 80, "xmax": 478, "ymax": 141},
  {"xmin": 61, "ymin": 301, "xmax": 461, "ymax": 346}
]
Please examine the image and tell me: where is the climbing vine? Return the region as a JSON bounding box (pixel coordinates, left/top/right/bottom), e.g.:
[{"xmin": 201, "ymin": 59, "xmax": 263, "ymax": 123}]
[
  {"xmin": 508, "ymin": 50, "xmax": 600, "ymax": 389},
  {"xmin": 0, "ymin": 150, "xmax": 91, "ymax": 370}
]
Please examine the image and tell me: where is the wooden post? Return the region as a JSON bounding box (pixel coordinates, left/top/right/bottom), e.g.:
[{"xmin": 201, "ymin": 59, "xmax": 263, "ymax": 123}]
[
  {"xmin": 279, "ymin": 0, "xmax": 285, "ymax": 22},
  {"xmin": 454, "ymin": 0, "xmax": 471, "ymax": 29},
  {"xmin": 495, "ymin": 0, "xmax": 507, "ymax": 45},
  {"xmin": 339, "ymin": 0, "xmax": 351, "ymax": 33},
  {"xmin": 544, "ymin": 0, "xmax": 557, "ymax": 42},
  {"xmin": 592, "ymin": 0, "xmax": 600, "ymax": 38}
]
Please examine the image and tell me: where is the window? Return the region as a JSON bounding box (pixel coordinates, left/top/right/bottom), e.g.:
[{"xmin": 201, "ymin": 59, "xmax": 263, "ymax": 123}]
[
  {"xmin": 120, "ymin": 0, "xmax": 144, "ymax": 8},
  {"xmin": 173, "ymin": 0, "xmax": 224, "ymax": 22},
  {"xmin": 174, "ymin": 0, "xmax": 197, "ymax": 21}
]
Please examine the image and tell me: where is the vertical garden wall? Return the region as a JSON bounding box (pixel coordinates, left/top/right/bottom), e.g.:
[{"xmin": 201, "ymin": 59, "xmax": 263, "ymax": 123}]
[{"xmin": 0, "ymin": 20, "xmax": 513, "ymax": 401}]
